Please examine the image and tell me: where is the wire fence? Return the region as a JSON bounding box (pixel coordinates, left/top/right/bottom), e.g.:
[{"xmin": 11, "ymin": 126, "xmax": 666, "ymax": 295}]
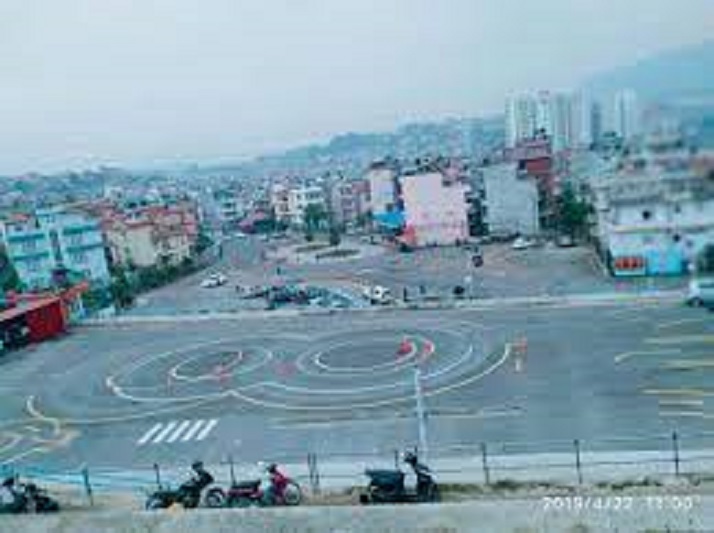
[{"xmin": 3, "ymin": 430, "xmax": 714, "ymax": 510}]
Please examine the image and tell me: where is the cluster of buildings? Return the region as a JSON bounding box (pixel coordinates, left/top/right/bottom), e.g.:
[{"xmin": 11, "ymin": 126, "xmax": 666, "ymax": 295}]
[
  {"xmin": 0, "ymin": 200, "xmax": 201, "ymax": 297},
  {"xmin": 505, "ymin": 90, "xmax": 641, "ymax": 151}
]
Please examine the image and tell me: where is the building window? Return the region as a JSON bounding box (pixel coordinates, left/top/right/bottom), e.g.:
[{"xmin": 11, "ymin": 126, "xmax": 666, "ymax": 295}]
[
  {"xmin": 71, "ymin": 252, "xmax": 87, "ymax": 264},
  {"xmin": 22, "ymin": 240, "xmax": 38, "ymax": 253},
  {"xmin": 68, "ymin": 234, "xmax": 83, "ymax": 246}
]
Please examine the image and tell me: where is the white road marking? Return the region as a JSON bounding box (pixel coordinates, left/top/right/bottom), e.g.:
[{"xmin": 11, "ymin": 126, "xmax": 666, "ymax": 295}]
[
  {"xmin": 195, "ymin": 419, "xmax": 219, "ymax": 441},
  {"xmin": 136, "ymin": 423, "xmax": 163, "ymax": 445},
  {"xmin": 165, "ymin": 420, "xmax": 193, "ymax": 443},
  {"xmin": 180, "ymin": 420, "xmax": 206, "ymax": 442},
  {"xmin": 151, "ymin": 421, "xmax": 178, "ymax": 444}
]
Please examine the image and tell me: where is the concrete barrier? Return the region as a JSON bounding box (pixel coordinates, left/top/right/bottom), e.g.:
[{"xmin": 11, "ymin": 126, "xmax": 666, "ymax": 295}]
[{"xmin": 2, "ymin": 497, "xmax": 712, "ymax": 533}]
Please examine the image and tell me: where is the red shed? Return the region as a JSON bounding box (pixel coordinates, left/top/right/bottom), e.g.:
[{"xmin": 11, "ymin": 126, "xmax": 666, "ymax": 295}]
[{"xmin": 0, "ymin": 297, "xmax": 67, "ymax": 347}]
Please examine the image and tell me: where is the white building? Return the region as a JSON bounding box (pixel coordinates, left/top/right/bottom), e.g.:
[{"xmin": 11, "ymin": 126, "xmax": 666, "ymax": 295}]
[
  {"xmin": 286, "ymin": 185, "xmax": 326, "ymax": 226},
  {"xmin": 401, "ymin": 171, "xmax": 470, "ymax": 247},
  {"xmin": 613, "ymin": 89, "xmax": 641, "ymax": 141},
  {"xmin": 506, "ymin": 92, "xmax": 582, "ymax": 150},
  {"xmin": 1, "ymin": 207, "xmax": 110, "ymax": 290},
  {"xmin": 592, "ymin": 143, "xmax": 714, "ymax": 276},
  {"xmin": 481, "ymin": 163, "xmax": 540, "ymax": 236},
  {"xmin": 366, "ymin": 162, "xmax": 399, "ymax": 216},
  {"xmin": 270, "ymin": 184, "xmax": 291, "ymax": 223}
]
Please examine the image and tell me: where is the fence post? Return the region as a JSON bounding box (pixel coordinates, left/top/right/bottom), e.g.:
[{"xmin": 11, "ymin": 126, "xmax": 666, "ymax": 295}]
[
  {"xmin": 394, "ymin": 449, "xmax": 400, "ymax": 470},
  {"xmin": 574, "ymin": 439, "xmax": 583, "ymax": 485},
  {"xmin": 311, "ymin": 453, "xmax": 320, "ymax": 495},
  {"xmin": 672, "ymin": 431, "xmax": 680, "ymax": 477},
  {"xmin": 153, "ymin": 463, "xmax": 162, "ymax": 488},
  {"xmin": 480, "ymin": 443, "xmax": 490, "ymax": 485},
  {"xmin": 81, "ymin": 466, "xmax": 94, "ymax": 507},
  {"xmin": 228, "ymin": 455, "xmax": 236, "ymax": 485}
]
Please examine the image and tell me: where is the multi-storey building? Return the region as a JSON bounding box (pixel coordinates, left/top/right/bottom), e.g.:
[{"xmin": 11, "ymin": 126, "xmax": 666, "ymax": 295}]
[
  {"xmin": 591, "ymin": 137, "xmax": 714, "ymax": 276},
  {"xmin": 1, "ymin": 207, "xmax": 110, "ymax": 290},
  {"xmin": 400, "ymin": 168, "xmax": 470, "ymax": 247},
  {"xmin": 480, "ymin": 162, "xmax": 540, "ymax": 236}
]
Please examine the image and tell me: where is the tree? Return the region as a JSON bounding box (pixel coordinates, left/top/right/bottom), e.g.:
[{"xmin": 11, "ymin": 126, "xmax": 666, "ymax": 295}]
[
  {"xmin": 0, "ymin": 245, "xmax": 21, "ymax": 292},
  {"xmin": 328, "ymin": 227, "xmax": 341, "ymax": 247},
  {"xmin": 110, "ymin": 266, "xmax": 135, "ymax": 308},
  {"xmin": 303, "ymin": 204, "xmax": 327, "ymax": 234},
  {"xmin": 557, "ymin": 185, "xmax": 589, "ymax": 238},
  {"xmin": 696, "ymin": 244, "xmax": 714, "ymax": 274}
]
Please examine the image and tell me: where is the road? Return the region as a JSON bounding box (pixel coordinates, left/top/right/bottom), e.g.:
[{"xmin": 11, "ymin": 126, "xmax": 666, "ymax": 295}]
[{"xmin": 1, "ymin": 298, "xmax": 712, "ymax": 474}]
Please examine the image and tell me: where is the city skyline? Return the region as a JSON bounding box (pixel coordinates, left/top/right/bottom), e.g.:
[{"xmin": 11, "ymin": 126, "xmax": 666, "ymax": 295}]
[{"xmin": 1, "ymin": 0, "xmax": 712, "ymax": 175}]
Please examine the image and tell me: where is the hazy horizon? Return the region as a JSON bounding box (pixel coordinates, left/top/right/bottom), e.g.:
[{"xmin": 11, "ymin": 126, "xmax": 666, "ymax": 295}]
[{"xmin": 1, "ymin": 0, "xmax": 712, "ymax": 175}]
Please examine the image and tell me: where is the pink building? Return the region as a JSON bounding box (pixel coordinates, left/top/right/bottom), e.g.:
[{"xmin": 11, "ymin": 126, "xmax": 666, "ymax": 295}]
[{"xmin": 401, "ymin": 171, "xmax": 470, "ymax": 247}]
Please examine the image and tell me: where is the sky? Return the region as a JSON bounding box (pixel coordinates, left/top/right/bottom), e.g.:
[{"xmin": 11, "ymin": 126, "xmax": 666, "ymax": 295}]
[{"xmin": 0, "ymin": 0, "xmax": 712, "ymax": 174}]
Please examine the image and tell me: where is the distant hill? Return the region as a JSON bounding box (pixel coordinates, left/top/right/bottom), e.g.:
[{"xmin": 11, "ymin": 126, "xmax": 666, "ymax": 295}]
[
  {"xmin": 585, "ymin": 40, "xmax": 714, "ymax": 102},
  {"xmin": 196, "ymin": 116, "xmax": 505, "ymax": 180}
]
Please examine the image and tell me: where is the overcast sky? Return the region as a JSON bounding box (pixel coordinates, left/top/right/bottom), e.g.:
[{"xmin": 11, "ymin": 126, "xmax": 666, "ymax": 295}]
[{"xmin": 1, "ymin": 0, "xmax": 712, "ymax": 174}]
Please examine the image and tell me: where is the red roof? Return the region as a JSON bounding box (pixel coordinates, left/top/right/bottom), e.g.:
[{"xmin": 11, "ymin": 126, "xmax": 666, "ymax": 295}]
[{"xmin": 0, "ymin": 297, "xmax": 62, "ymax": 323}]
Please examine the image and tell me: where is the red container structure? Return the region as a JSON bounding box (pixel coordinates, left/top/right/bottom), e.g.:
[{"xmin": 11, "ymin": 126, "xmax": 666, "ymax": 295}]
[{"xmin": 0, "ymin": 297, "xmax": 67, "ymax": 349}]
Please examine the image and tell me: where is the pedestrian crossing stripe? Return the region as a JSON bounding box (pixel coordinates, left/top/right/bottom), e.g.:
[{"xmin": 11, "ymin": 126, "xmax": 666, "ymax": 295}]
[{"xmin": 136, "ymin": 419, "xmax": 219, "ymax": 446}]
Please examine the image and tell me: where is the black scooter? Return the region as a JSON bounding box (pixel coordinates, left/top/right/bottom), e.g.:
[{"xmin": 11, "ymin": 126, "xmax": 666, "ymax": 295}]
[{"xmin": 360, "ymin": 452, "xmax": 439, "ymax": 504}]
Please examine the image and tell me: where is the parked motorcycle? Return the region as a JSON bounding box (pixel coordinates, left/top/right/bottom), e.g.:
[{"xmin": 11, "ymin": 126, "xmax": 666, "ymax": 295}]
[
  {"xmin": 145, "ymin": 461, "xmax": 225, "ymax": 510},
  {"xmin": 360, "ymin": 451, "xmax": 439, "ymax": 504},
  {"xmin": 224, "ymin": 463, "xmax": 302, "ymax": 507},
  {"xmin": 0, "ymin": 477, "xmax": 60, "ymax": 514}
]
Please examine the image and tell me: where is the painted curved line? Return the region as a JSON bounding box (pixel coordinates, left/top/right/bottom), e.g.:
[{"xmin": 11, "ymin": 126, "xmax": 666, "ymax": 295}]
[
  {"xmin": 221, "ymin": 343, "xmax": 510, "ymax": 411},
  {"xmin": 313, "ymin": 338, "xmax": 418, "ymax": 373}
]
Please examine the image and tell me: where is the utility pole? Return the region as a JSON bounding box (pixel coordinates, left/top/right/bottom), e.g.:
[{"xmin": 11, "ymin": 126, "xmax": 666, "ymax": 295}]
[{"xmin": 414, "ymin": 362, "xmax": 428, "ymax": 460}]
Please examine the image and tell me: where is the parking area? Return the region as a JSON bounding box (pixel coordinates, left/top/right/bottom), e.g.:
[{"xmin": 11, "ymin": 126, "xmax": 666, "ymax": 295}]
[{"xmin": 128, "ymin": 236, "xmax": 688, "ymax": 316}]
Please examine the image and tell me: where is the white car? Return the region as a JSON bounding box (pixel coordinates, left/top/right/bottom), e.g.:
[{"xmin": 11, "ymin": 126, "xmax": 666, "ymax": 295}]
[
  {"xmin": 200, "ymin": 273, "xmax": 227, "ymax": 288},
  {"xmin": 511, "ymin": 237, "xmax": 534, "ymax": 250},
  {"xmin": 362, "ymin": 285, "xmax": 392, "ymax": 305},
  {"xmin": 686, "ymin": 277, "xmax": 714, "ymax": 307}
]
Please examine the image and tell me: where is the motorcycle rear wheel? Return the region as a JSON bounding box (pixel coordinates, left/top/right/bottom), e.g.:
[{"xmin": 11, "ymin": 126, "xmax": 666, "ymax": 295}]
[{"xmin": 204, "ymin": 488, "xmax": 226, "ymax": 508}]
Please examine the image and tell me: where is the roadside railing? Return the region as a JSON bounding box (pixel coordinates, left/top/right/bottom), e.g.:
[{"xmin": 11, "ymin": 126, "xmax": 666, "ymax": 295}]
[{"xmin": 4, "ymin": 429, "xmax": 714, "ymax": 510}]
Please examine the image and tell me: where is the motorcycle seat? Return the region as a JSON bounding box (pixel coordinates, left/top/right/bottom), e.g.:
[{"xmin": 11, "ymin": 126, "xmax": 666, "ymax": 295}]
[
  {"xmin": 365, "ymin": 470, "xmax": 404, "ymax": 484},
  {"xmin": 232, "ymin": 479, "xmax": 261, "ymax": 490}
]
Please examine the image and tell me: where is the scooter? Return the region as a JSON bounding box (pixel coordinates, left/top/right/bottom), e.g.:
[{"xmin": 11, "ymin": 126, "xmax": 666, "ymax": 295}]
[
  {"xmin": 360, "ymin": 451, "xmax": 439, "ymax": 504},
  {"xmin": 145, "ymin": 468, "xmax": 224, "ymax": 510},
  {"xmin": 0, "ymin": 478, "xmax": 60, "ymax": 514}
]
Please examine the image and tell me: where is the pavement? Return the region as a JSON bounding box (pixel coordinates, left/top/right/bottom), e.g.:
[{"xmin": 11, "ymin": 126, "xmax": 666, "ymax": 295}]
[
  {"xmin": 1, "ymin": 297, "xmax": 713, "ymax": 480},
  {"xmin": 3, "ymin": 496, "xmax": 714, "ymax": 533}
]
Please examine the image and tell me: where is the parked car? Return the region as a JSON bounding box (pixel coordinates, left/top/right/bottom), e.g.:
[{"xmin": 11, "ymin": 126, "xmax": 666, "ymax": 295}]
[
  {"xmin": 511, "ymin": 237, "xmax": 534, "ymax": 250},
  {"xmin": 362, "ymin": 285, "xmax": 392, "ymax": 305},
  {"xmin": 200, "ymin": 273, "xmax": 227, "ymax": 288},
  {"xmin": 686, "ymin": 277, "xmax": 714, "ymax": 307}
]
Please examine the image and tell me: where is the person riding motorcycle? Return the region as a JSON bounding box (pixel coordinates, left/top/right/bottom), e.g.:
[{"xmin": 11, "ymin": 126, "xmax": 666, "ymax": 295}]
[
  {"xmin": 263, "ymin": 463, "xmax": 288, "ymax": 504},
  {"xmin": 184, "ymin": 461, "xmax": 214, "ymax": 491},
  {"xmin": 403, "ymin": 451, "xmax": 433, "ymax": 496},
  {"xmin": 0, "ymin": 477, "xmax": 20, "ymax": 513}
]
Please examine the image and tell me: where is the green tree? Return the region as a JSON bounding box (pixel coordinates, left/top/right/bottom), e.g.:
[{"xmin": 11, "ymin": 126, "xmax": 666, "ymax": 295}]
[
  {"xmin": 557, "ymin": 185, "xmax": 590, "ymax": 238},
  {"xmin": 0, "ymin": 245, "xmax": 21, "ymax": 292},
  {"xmin": 110, "ymin": 266, "xmax": 135, "ymax": 308},
  {"xmin": 696, "ymin": 244, "xmax": 714, "ymax": 274},
  {"xmin": 328, "ymin": 227, "xmax": 341, "ymax": 247},
  {"xmin": 303, "ymin": 204, "xmax": 327, "ymax": 234}
]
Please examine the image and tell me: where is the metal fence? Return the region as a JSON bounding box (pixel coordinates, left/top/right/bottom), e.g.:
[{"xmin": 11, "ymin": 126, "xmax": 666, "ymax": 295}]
[{"xmin": 4, "ymin": 429, "xmax": 714, "ymax": 510}]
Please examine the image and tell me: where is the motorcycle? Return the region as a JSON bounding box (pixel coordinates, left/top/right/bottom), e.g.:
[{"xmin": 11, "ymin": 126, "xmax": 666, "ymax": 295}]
[
  {"xmin": 145, "ymin": 466, "xmax": 225, "ymax": 510},
  {"xmin": 360, "ymin": 452, "xmax": 439, "ymax": 504},
  {"xmin": 0, "ymin": 478, "xmax": 60, "ymax": 514},
  {"xmin": 224, "ymin": 464, "xmax": 302, "ymax": 508}
]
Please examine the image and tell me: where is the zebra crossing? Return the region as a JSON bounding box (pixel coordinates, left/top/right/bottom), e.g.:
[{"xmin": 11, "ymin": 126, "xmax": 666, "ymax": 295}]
[{"xmin": 136, "ymin": 419, "xmax": 219, "ymax": 446}]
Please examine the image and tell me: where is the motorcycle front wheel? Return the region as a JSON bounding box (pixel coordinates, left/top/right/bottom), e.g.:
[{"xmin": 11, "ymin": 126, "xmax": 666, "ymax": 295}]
[
  {"xmin": 145, "ymin": 496, "xmax": 167, "ymax": 510},
  {"xmin": 282, "ymin": 481, "xmax": 302, "ymax": 506}
]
